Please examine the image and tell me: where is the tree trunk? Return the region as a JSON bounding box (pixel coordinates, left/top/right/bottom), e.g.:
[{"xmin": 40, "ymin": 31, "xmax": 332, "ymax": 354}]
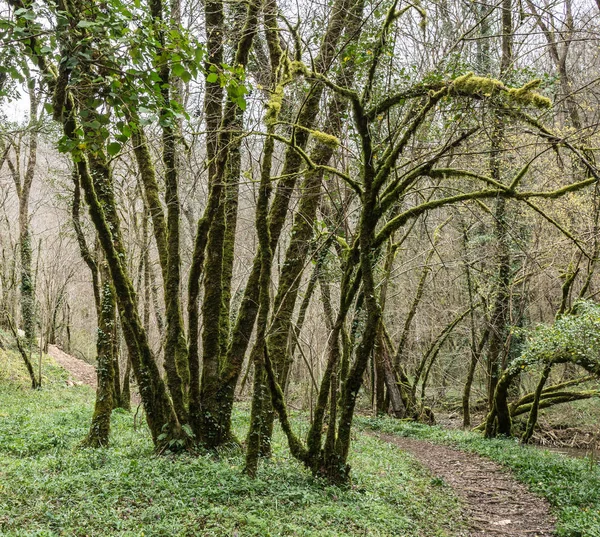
[
  {"xmin": 486, "ymin": 0, "xmax": 513, "ymax": 409},
  {"xmin": 82, "ymin": 264, "xmax": 116, "ymax": 448},
  {"xmin": 214, "ymin": 0, "xmax": 356, "ymax": 449},
  {"xmin": 521, "ymin": 363, "xmax": 552, "ymax": 444}
]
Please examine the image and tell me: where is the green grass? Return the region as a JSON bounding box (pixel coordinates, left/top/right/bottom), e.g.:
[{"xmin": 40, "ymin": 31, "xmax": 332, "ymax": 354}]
[
  {"xmin": 0, "ymin": 331, "xmax": 70, "ymax": 388},
  {"xmin": 5, "ymin": 339, "xmax": 599, "ymax": 536},
  {"xmin": 0, "ymin": 349, "xmax": 464, "ymax": 537},
  {"xmin": 359, "ymin": 415, "xmax": 600, "ymax": 537}
]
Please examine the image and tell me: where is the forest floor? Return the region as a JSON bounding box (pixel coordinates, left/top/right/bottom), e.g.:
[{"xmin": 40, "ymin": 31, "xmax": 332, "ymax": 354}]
[
  {"xmin": 47, "ymin": 346, "xmax": 557, "ymax": 536},
  {"xmin": 0, "ymin": 342, "xmax": 465, "ymax": 537},
  {"xmin": 44, "ymin": 347, "xmax": 556, "ymax": 535},
  {"xmin": 2, "ymin": 341, "xmax": 600, "ymax": 536}
]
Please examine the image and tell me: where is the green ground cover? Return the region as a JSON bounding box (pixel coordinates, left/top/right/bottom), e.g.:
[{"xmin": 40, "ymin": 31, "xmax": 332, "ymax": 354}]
[
  {"xmin": 6, "ymin": 338, "xmax": 598, "ymax": 537},
  {"xmin": 0, "ymin": 347, "xmax": 463, "ymax": 537}
]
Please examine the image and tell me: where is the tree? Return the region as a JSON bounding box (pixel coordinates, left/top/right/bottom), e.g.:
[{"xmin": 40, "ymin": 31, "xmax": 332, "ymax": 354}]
[
  {"xmin": 485, "ymin": 301, "xmax": 600, "ymax": 439},
  {"xmin": 3, "ymin": 0, "xmax": 600, "ymax": 485}
]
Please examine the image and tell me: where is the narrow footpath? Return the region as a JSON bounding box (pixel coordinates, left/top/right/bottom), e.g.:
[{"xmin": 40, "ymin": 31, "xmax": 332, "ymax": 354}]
[
  {"xmin": 47, "ymin": 344, "xmax": 97, "ymax": 388},
  {"xmin": 376, "ymin": 433, "xmax": 556, "ymax": 537},
  {"xmin": 47, "ymin": 343, "xmax": 141, "ymax": 403}
]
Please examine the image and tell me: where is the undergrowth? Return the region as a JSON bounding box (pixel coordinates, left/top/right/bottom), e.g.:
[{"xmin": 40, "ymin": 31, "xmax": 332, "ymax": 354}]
[
  {"xmin": 360, "ymin": 416, "xmax": 600, "ymax": 537},
  {"xmin": 0, "ymin": 346, "xmax": 464, "ymax": 537}
]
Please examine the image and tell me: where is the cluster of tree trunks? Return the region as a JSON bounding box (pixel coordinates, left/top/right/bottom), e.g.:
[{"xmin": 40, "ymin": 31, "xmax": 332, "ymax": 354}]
[{"xmin": 5, "ymin": 0, "xmax": 600, "ymax": 483}]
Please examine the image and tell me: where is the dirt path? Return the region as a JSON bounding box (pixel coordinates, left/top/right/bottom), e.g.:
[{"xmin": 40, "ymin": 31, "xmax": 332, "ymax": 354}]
[
  {"xmin": 47, "ymin": 344, "xmax": 97, "ymax": 389},
  {"xmin": 47, "ymin": 344, "xmax": 142, "ymax": 405},
  {"xmin": 376, "ymin": 433, "xmax": 555, "ymax": 537}
]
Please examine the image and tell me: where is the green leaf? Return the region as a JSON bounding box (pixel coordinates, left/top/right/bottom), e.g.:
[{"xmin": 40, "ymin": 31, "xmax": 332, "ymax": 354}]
[
  {"xmin": 206, "ymin": 73, "xmax": 218, "ymax": 83},
  {"xmin": 194, "ymin": 46, "xmax": 205, "ymax": 64},
  {"xmin": 182, "ymin": 424, "xmax": 195, "ymax": 438},
  {"xmin": 172, "ymin": 63, "xmax": 186, "ymax": 78},
  {"xmin": 76, "ymin": 20, "xmax": 96, "ymax": 28},
  {"xmin": 15, "ymin": 8, "xmax": 35, "ymax": 20},
  {"xmin": 107, "ymin": 142, "xmax": 121, "ymax": 156}
]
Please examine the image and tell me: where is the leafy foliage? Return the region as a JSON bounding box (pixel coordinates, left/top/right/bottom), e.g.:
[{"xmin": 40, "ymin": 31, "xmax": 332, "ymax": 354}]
[
  {"xmin": 510, "ymin": 301, "xmax": 600, "ymax": 375},
  {"xmin": 2, "ymin": 0, "xmax": 250, "ymax": 153}
]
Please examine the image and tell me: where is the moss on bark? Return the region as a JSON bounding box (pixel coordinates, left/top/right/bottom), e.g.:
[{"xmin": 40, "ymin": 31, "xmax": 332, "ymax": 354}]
[{"xmin": 82, "ymin": 266, "xmax": 116, "ymax": 448}]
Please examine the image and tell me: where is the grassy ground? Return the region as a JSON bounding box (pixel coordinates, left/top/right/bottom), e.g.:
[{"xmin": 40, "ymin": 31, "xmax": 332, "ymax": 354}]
[
  {"xmin": 0, "ymin": 346, "xmax": 465, "ymax": 537},
  {"xmin": 360, "ymin": 416, "xmax": 600, "ymax": 537}
]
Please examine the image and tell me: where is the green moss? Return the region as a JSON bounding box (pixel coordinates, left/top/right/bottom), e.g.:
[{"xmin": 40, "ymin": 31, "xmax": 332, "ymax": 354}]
[
  {"xmin": 453, "ymin": 72, "xmax": 504, "ymax": 97},
  {"xmin": 508, "ymin": 87, "xmax": 552, "ymax": 109},
  {"xmin": 310, "ymin": 129, "xmax": 340, "ymax": 148},
  {"xmin": 265, "ymin": 84, "xmax": 283, "ymax": 122},
  {"xmin": 290, "ymin": 60, "xmax": 308, "ymax": 77},
  {"xmin": 453, "ymin": 72, "xmax": 552, "ymax": 109}
]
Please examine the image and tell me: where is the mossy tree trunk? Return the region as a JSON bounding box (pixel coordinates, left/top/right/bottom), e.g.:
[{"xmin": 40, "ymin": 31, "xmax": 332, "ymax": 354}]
[
  {"xmin": 521, "ymin": 363, "xmax": 552, "ymax": 444},
  {"xmin": 185, "ymin": 0, "xmax": 225, "ymax": 441},
  {"xmin": 73, "ymin": 170, "xmax": 119, "ymax": 444},
  {"xmin": 83, "ymin": 264, "xmax": 117, "ymax": 448},
  {"xmin": 192, "ymin": 0, "xmax": 262, "ymax": 448},
  {"xmin": 486, "ymin": 200, "xmax": 511, "ymax": 406},
  {"xmin": 486, "ymin": 0, "xmax": 513, "ymax": 409},
  {"xmin": 485, "ymin": 353, "xmax": 600, "ymax": 439},
  {"xmin": 218, "ymin": 0, "xmax": 249, "ymax": 360},
  {"xmin": 259, "ymin": 74, "xmax": 359, "ymax": 453},
  {"xmin": 374, "ymin": 238, "xmax": 397, "ymax": 415},
  {"xmin": 72, "ymin": 133, "xmax": 182, "ymax": 447},
  {"xmin": 2, "ymin": 79, "xmax": 40, "ymax": 388},
  {"xmin": 212, "ymin": 0, "xmax": 355, "ymax": 449},
  {"xmin": 244, "ymin": 84, "xmax": 279, "ymax": 474},
  {"xmin": 38, "ymin": 1, "xmax": 186, "ymax": 447},
  {"xmin": 244, "ymin": 0, "xmax": 288, "ymax": 468},
  {"xmin": 147, "ymin": 0, "xmax": 190, "ymax": 426},
  {"xmin": 6, "ymin": 80, "xmax": 39, "ymax": 349},
  {"xmin": 328, "ymin": 139, "xmax": 379, "ymax": 482}
]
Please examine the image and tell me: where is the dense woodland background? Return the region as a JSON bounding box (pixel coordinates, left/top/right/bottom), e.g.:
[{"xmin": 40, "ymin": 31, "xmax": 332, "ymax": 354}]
[{"xmin": 1, "ymin": 0, "xmax": 600, "ymax": 483}]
